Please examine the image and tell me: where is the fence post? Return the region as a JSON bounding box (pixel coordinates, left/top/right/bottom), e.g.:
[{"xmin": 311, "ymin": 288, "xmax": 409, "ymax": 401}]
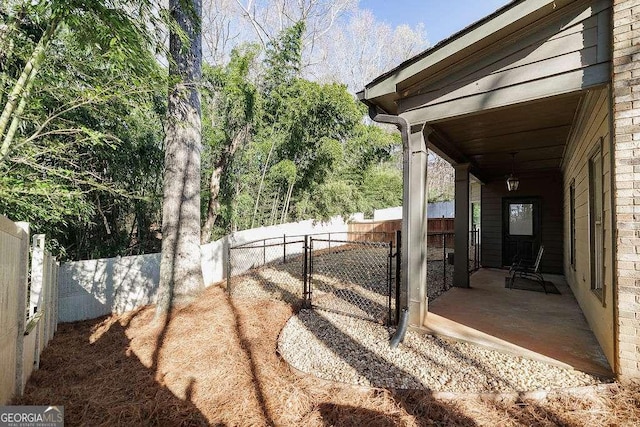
[
  {"xmin": 442, "ymin": 233, "xmax": 446, "ymax": 290},
  {"xmin": 14, "ymin": 222, "xmax": 30, "ymax": 398},
  {"xmin": 474, "ymin": 228, "xmax": 480, "ymax": 270},
  {"xmin": 46, "ymin": 255, "xmax": 54, "ymax": 345},
  {"xmin": 43, "ymin": 254, "xmax": 50, "ymax": 345},
  {"xmin": 387, "ymin": 240, "xmax": 393, "ymax": 326},
  {"xmin": 283, "ymin": 234, "xmax": 287, "ymax": 264},
  {"xmin": 31, "ymin": 236, "xmax": 45, "ymax": 371},
  {"xmin": 303, "ymin": 235, "xmax": 309, "ymax": 307},
  {"xmin": 395, "ymin": 230, "xmax": 402, "ymax": 324},
  {"xmin": 226, "ymin": 240, "xmax": 232, "ymax": 294},
  {"xmin": 30, "ymin": 235, "xmax": 45, "ymax": 319},
  {"xmin": 263, "ymin": 239, "xmax": 266, "ymax": 266},
  {"xmin": 53, "ymin": 261, "xmax": 59, "ymax": 333}
]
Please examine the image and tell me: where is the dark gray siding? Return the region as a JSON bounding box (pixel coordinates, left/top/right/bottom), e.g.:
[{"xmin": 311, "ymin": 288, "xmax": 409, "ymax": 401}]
[{"xmin": 481, "ymin": 171, "xmax": 563, "ymax": 274}]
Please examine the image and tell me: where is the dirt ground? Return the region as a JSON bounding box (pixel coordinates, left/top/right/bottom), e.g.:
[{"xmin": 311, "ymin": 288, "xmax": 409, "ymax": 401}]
[{"xmin": 14, "ymin": 284, "xmax": 640, "ymax": 426}]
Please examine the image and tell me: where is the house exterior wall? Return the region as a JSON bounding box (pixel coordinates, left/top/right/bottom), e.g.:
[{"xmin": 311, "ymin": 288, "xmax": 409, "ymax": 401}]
[
  {"xmin": 480, "ymin": 172, "xmax": 564, "ymax": 274},
  {"xmin": 612, "ymin": 0, "xmax": 640, "ymax": 379},
  {"xmin": 562, "ymin": 86, "xmax": 615, "ymax": 369}
]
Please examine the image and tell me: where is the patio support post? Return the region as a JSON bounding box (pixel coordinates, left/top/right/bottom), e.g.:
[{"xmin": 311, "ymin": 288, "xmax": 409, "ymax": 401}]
[
  {"xmin": 365, "ymin": 103, "xmax": 429, "ymax": 337},
  {"xmin": 405, "ymin": 124, "xmax": 429, "ymax": 327},
  {"xmin": 453, "ymin": 163, "xmax": 471, "ymax": 288}
]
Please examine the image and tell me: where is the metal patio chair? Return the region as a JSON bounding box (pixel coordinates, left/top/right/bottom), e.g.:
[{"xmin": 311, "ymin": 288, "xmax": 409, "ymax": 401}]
[{"xmin": 508, "ymin": 245, "xmax": 546, "ymax": 293}]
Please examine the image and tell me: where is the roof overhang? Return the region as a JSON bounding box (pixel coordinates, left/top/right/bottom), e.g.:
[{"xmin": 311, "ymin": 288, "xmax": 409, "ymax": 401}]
[
  {"xmin": 360, "ymin": 0, "xmax": 612, "ymax": 182},
  {"xmin": 361, "ymin": 0, "xmax": 583, "ymax": 115}
]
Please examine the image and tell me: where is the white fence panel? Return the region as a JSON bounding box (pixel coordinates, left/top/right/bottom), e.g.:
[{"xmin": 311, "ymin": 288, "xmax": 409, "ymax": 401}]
[
  {"xmin": 0, "ymin": 220, "xmax": 60, "ymax": 404},
  {"xmin": 58, "ymin": 252, "xmax": 160, "ymax": 323},
  {"xmin": 59, "ymin": 215, "xmax": 352, "ymax": 323},
  {"xmin": 0, "ymin": 216, "xmax": 29, "ymax": 404}
]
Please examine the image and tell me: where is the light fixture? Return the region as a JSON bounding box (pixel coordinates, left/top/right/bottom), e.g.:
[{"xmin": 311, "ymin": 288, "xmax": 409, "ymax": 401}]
[{"xmin": 506, "ymin": 152, "xmax": 520, "ymax": 192}]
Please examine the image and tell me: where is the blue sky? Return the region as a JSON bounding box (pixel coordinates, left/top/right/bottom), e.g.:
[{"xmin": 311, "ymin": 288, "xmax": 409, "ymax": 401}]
[{"xmin": 359, "ymin": 0, "xmax": 514, "ymax": 44}]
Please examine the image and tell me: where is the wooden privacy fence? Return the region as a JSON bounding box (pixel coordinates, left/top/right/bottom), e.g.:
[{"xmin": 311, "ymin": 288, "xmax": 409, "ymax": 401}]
[
  {"xmin": 347, "ymin": 219, "xmax": 401, "ymax": 245},
  {"xmin": 348, "ymin": 218, "xmax": 455, "ymax": 247},
  {"xmin": 0, "ymin": 216, "xmax": 59, "ymax": 404}
]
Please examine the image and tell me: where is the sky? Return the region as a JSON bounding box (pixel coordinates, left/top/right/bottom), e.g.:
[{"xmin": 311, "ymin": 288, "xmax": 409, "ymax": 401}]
[{"xmin": 359, "ymin": 0, "xmax": 514, "ymax": 44}]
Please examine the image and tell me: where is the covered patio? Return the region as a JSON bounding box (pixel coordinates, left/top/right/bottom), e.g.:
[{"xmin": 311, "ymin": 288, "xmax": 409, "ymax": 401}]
[
  {"xmin": 359, "ymin": 0, "xmax": 629, "ymax": 377},
  {"xmin": 425, "ymin": 268, "xmax": 613, "ymax": 378}
]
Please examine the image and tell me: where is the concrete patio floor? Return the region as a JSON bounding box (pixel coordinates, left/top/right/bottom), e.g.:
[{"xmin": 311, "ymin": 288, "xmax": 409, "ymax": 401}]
[{"xmin": 422, "ymin": 268, "xmax": 614, "ymax": 378}]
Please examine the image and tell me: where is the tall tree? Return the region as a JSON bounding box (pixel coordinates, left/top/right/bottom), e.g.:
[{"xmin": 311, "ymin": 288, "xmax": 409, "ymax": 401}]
[
  {"xmin": 308, "ymin": 9, "xmax": 428, "ymax": 92},
  {"xmin": 157, "ymin": 0, "xmax": 204, "ymax": 314},
  {"xmin": 200, "ymin": 46, "xmax": 259, "ymax": 243}
]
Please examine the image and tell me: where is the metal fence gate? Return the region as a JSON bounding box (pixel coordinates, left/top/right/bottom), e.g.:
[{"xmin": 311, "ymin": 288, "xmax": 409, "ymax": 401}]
[
  {"xmin": 305, "ymin": 235, "xmax": 400, "ymax": 326},
  {"xmin": 227, "ymin": 232, "xmax": 400, "ymax": 325}
]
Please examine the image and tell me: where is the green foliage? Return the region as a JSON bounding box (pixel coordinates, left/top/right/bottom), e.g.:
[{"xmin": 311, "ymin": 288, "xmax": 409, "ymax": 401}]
[
  {"xmin": 202, "ymin": 23, "xmax": 403, "ymax": 235},
  {"xmin": 200, "ymin": 44, "xmax": 261, "ymax": 235},
  {"xmin": 262, "ymin": 21, "xmax": 305, "ymax": 94},
  {"xmin": 269, "ymin": 159, "xmax": 297, "ymax": 184},
  {"xmin": 202, "ymin": 44, "xmax": 260, "ymax": 140},
  {"xmin": 0, "ymin": 3, "xmax": 165, "ymax": 260},
  {"xmin": 360, "ymin": 165, "xmax": 403, "ymax": 216},
  {"xmin": 1, "ymin": 10, "xmax": 405, "ymax": 257}
]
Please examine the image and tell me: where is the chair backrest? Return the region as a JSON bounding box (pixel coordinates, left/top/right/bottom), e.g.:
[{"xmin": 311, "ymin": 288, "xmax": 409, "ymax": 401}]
[{"xmin": 533, "ymin": 245, "xmax": 545, "ymax": 272}]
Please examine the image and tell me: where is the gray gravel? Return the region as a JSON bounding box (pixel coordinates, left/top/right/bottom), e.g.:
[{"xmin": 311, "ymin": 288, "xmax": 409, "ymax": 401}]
[{"xmin": 278, "ymin": 309, "xmax": 609, "ymax": 393}]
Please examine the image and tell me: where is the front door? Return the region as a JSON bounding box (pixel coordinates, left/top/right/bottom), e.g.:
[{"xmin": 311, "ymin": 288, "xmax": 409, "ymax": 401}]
[{"xmin": 502, "ymin": 197, "xmax": 541, "ymax": 266}]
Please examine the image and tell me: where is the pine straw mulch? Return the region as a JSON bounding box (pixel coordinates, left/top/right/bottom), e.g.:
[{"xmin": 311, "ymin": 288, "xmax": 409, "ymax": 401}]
[{"xmin": 14, "ymin": 284, "xmax": 640, "ymax": 426}]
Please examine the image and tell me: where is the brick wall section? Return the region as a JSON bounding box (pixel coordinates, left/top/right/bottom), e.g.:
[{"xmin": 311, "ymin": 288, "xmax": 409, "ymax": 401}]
[{"xmin": 612, "ymin": 0, "xmax": 640, "ymax": 378}]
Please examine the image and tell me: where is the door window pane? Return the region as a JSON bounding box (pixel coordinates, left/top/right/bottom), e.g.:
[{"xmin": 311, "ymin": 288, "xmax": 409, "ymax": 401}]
[{"xmin": 509, "ymin": 203, "xmax": 533, "ymax": 236}]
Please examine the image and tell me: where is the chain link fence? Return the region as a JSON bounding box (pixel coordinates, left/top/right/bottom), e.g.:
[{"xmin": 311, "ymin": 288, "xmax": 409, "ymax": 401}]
[
  {"xmin": 227, "ymin": 232, "xmax": 397, "ymax": 310},
  {"xmin": 426, "ymin": 229, "xmax": 480, "ymax": 301},
  {"xmin": 307, "ymin": 237, "xmax": 396, "ymax": 325},
  {"xmin": 227, "ymin": 235, "xmax": 307, "ymax": 305},
  {"xmin": 227, "ymin": 227, "xmax": 479, "ymax": 315}
]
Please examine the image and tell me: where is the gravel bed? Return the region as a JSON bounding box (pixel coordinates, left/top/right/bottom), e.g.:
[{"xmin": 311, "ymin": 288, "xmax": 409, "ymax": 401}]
[{"xmin": 278, "ymin": 309, "xmax": 609, "ymax": 393}]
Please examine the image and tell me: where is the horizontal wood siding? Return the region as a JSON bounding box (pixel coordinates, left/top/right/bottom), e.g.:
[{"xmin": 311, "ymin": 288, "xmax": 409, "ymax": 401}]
[
  {"xmin": 399, "ymin": 0, "xmax": 611, "ymax": 121},
  {"xmin": 481, "ymin": 172, "xmax": 564, "ymax": 274},
  {"xmin": 561, "ymin": 86, "xmax": 614, "ymax": 367}
]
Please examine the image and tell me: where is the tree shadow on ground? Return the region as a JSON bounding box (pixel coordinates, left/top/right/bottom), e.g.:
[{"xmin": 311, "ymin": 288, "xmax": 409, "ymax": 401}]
[
  {"xmin": 235, "ymin": 271, "xmax": 599, "ymax": 426},
  {"xmin": 12, "ymin": 313, "xmax": 209, "ymax": 426},
  {"xmin": 231, "ymin": 268, "xmax": 477, "ymax": 423},
  {"xmin": 317, "ymin": 403, "xmax": 403, "ymax": 426},
  {"xmin": 227, "ymin": 296, "xmax": 277, "ymax": 426},
  {"xmin": 318, "ymin": 396, "xmax": 478, "ymax": 426}
]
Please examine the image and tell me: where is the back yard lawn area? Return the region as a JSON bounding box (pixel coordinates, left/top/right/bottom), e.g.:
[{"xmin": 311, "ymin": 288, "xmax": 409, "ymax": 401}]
[{"xmin": 14, "ymin": 284, "xmax": 640, "ymax": 426}]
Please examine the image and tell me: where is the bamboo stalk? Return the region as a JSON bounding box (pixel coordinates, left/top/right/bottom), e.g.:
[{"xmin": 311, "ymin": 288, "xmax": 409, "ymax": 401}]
[{"xmin": 0, "ymin": 15, "xmax": 61, "ymax": 157}]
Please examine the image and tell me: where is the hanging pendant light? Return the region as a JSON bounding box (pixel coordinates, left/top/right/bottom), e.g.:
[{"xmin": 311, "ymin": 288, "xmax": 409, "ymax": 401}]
[{"xmin": 506, "ymin": 152, "xmax": 519, "ymax": 192}]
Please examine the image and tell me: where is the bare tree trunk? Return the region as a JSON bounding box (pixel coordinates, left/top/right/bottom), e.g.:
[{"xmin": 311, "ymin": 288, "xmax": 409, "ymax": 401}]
[
  {"xmin": 280, "ymin": 180, "xmax": 294, "ymax": 224},
  {"xmin": 250, "ymin": 138, "xmax": 275, "ymax": 228},
  {"xmin": 201, "ymin": 163, "xmax": 222, "ymax": 243},
  {"xmin": 157, "ymin": 0, "xmax": 204, "ymax": 316},
  {"xmin": 269, "ymin": 188, "xmax": 281, "ymax": 225},
  {"xmin": 232, "ymin": 180, "xmax": 240, "ymax": 232},
  {"xmin": 200, "ymin": 126, "xmax": 247, "ymax": 243}
]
